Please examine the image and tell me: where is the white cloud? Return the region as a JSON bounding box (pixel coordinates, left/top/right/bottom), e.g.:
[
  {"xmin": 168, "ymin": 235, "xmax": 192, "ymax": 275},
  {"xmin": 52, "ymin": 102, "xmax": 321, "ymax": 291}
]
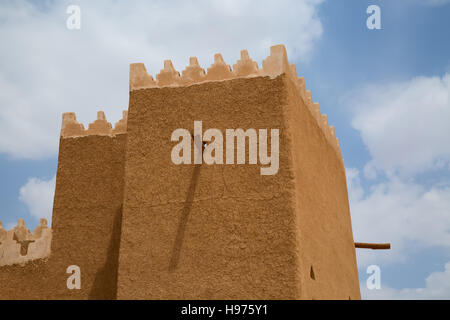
[
  {"xmin": 346, "ymin": 167, "xmax": 365, "ymax": 202},
  {"xmin": 0, "ymin": 0, "xmax": 323, "ymax": 159},
  {"xmin": 362, "ymin": 262, "xmax": 450, "ymax": 299},
  {"xmin": 363, "ymin": 161, "xmax": 378, "ymax": 180},
  {"xmin": 346, "ymin": 72, "xmax": 450, "ymax": 298},
  {"xmin": 18, "ymin": 175, "xmax": 56, "ymax": 222},
  {"xmin": 348, "ymin": 73, "xmax": 450, "ymax": 176},
  {"xmin": 347, "ymin": 168, "xmax": 450, "ymax": 267}
]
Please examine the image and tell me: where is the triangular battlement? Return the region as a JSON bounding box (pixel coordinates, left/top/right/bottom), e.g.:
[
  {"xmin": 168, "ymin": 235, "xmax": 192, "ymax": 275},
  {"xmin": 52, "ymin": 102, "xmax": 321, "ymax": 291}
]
[
  {"xmin": 131, "ymin": 45, "xmax": 342, "ymax": 166},
  {"xmin": 61, "ymin": 110, "xmax": 128, "ymax": 138},
  {"xmin": 0, "ymin": 218, "xmax": 51, "ymax": 267},
  {"xmin": 129, "ymin": 45, "xmax": 292, "ymax": 89},
  {"xmin": 62, "ymin": 45, "xmax": 343, "ymax": 166}
]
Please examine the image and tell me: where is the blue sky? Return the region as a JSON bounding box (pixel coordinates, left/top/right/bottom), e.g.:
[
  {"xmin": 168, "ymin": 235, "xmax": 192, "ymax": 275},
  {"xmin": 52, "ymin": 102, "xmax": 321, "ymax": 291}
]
[{"xmin": 0, "ymin": 0, "xmax": 449, "ymax": 299}]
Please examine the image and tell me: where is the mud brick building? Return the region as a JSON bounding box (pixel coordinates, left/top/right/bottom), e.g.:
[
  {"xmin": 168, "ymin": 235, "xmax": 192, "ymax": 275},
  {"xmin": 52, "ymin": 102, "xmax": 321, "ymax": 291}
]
[{"xmin": 0, "ymin": 45, "xmax": 360, "ymax": 299}]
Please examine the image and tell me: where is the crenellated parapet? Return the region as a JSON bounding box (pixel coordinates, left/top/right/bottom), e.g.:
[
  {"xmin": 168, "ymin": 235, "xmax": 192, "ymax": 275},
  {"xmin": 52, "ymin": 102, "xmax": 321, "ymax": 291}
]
[
  {"xmin": 129, "ymin": 45, "xmax": 297, "ymax": 89},
  {"xmin": 0, "ymin": 218, "xmax": 52, "ymax": 267},
  {"xmin": 129, "ymin": 45, "xmax": 343, "ymax": 165},
  {"xmin": 292, "ymin": 80, "xmax": 344, "ymax": 166},
  {"xmin": 60, "ymin": 45, "xmax": 342, "ymax": 163},
  {"xmin": 61, "ymin": 110, "xmax": 128, "ymax": 138},
  {"xmin": 233, "ymin": 50, "xmax": 259, "ymax": 77}
]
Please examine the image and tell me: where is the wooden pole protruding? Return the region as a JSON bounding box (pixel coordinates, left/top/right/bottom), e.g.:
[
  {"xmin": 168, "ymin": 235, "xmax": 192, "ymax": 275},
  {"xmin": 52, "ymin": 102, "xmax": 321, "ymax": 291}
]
[{"xmin": 355, "ymin": 242, "xmax": 391, "ymax": 250}]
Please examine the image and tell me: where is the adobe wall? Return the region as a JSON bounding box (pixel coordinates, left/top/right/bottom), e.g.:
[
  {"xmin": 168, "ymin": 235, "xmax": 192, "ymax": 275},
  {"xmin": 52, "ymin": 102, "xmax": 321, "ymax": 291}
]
[
  {"xmin": 0, "ymin": 218, "xmax": 52, "ymax": 267},
  {"xmin": 117, "ymin": 75, "xmax": 300, "ymax": 299},
  {"xmin": 0, "ymin": 44, "xmax": 360, "ymax": 300},
  {"xmin": 0, "ymin": 218, "xmax": 52, "ymax": 299},
  {"xmin": 0, "ymin": 259, "xmax": 52, "ymax": 299},
  {"xmin": 49, "ymin": 132, "xmax": 126, "ymax": 299},
  {"xmin": 116, "ymin": 45, "xmax": 360, "ymax": 299},
  {"xmin": 283, "ymin": 75, "xmax": 360, "ymax": 300},
  {"xmin": 0, "ymin": 112, "xmax": 127, "ymax": 299}
]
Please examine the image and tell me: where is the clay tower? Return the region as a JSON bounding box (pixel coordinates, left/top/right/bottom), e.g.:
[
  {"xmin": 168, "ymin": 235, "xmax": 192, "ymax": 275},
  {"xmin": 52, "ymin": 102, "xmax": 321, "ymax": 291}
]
[{"xmin": 116, "ymin": 45, "xmax": 360, "ymax": 299}]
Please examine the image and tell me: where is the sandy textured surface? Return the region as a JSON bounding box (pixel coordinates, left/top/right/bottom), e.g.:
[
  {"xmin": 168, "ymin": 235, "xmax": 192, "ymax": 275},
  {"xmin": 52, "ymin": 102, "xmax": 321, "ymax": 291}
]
[
  {"xmin": 0, "ymin": 134, "xmax": 126, "ymax": 299},
  {"xmin": 0, "ymin": 45, "xmax": 360, "ymax": 299},
  {"xmin": 116, "ymin": 74, "xmax": 359, "ymax": 299}
]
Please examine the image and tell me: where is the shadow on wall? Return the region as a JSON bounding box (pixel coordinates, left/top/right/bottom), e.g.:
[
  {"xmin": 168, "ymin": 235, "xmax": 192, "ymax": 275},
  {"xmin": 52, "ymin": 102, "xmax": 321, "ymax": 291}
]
[
  {"xmin": 169, "ymin": 163, "xmax": 202, "ymax": 272},
  {"xmin": 88, "ymin": 206, "xmax": 123, "ymax": 299}
]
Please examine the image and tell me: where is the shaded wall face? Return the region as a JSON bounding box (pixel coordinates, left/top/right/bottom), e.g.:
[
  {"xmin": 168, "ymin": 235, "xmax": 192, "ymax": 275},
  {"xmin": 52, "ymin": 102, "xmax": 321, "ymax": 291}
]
[
  {"xmin": 0, "ymin": 134, "xmax": 126, "ymax": 299},
  {"xmin": 117, "ymin": 76, "xmax": 301, "ymax": 299},
  {"xmin": 50, "ymin": 134, "xmax": 126, "ymax": 299},
  {"xmin": 283, "ymin": 77, "xmax": 361, "ymax": 299}
]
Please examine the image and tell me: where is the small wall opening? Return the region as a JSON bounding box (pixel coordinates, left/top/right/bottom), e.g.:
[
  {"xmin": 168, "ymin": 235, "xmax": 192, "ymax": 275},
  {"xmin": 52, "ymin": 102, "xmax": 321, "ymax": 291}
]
[
  {"xmin": 13, "ymin": 233, "xmax": 35, "ymax": 256},
  {"xmin": 310, "ymin": 265, "xmax": 315, "ymax": 280}
]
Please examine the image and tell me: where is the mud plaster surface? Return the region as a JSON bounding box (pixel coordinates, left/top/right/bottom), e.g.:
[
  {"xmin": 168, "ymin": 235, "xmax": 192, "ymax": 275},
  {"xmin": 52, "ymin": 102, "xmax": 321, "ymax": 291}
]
[
  {"xmin": 0, "ymin": 75, "xmax": 360, "ymax": 300},
  {"xmin": 0, "ymin": 135, "xmax": 126, "ymax": 299},
  {"xmin": 117, "ymin": 75, "xmax": 360, "ymax": 299}
]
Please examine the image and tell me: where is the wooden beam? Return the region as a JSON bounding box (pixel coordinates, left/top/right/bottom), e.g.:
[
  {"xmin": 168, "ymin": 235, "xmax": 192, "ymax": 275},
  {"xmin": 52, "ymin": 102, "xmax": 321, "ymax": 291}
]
[{"xmin": 355, "ymin": 242, "xmax": 391, "ymax": 250}]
